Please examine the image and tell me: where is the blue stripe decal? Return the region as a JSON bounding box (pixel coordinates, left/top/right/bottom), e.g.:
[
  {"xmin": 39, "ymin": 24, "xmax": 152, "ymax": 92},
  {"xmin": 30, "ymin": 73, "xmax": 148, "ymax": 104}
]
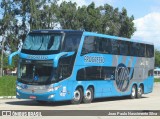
[{"xmin": 125, "ymin": 56, "xmax": 130, "ymax": 66}]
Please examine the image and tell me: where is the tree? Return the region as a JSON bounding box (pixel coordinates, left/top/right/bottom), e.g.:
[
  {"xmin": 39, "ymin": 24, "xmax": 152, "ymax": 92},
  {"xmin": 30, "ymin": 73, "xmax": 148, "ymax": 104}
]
[
  {"xmin": 0, "ymin": 0, "xmax": 137, "ymax": 77},
  {"xmin": 155, "ymin": 50, "xmax": 160, "ymax": 67},
  {"xmin": 57, "ymin": 2, "xmax": 136, "ymax": 38},
  {"xmin": 56, "ymin": 1, "xmax": 78, "ymax": 29},
  {"xmin": 119, "ymin": 8, "xmax": 136, "ymax": 38},
  {"xmin": 0, "ymin": 0, "xmax": 18, "ymax": 76},
  {"xmin": 39, "ymin": 1, "xmax": 58, "ymax": 29}
]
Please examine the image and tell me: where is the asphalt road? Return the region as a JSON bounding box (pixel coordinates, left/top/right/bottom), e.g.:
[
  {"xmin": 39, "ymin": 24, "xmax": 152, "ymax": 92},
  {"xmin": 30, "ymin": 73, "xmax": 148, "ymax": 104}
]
[{"xmin": 0, "ymin": 83, "xmax": 160, "ymax": 119}]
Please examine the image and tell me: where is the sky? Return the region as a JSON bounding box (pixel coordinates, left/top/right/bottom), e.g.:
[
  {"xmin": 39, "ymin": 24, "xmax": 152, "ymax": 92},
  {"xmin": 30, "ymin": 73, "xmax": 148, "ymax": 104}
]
[{"xmin": 58, "ymin": 0, "xmax": 160, "ymax": 50}]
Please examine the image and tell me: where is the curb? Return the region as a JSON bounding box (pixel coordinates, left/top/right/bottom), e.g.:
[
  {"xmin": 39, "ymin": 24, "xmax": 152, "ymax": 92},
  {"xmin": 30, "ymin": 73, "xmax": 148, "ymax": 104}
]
[{"xmin": 0, "ymin": 96, "xmax": 16, "ymax": 99}]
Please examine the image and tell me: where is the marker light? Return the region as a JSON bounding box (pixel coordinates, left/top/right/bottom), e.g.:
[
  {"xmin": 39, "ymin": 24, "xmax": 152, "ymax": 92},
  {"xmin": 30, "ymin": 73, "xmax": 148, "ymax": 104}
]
[{"xmin": 48, "ymin": 94, "xmax": 55, "ymax": 99}]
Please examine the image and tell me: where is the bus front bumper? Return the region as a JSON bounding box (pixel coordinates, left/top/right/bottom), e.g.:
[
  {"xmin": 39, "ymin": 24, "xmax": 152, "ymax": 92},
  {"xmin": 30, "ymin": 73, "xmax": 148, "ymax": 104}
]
[{"xmin": 16, "ymin": 90, "xmax": 57, "ymax": 101}]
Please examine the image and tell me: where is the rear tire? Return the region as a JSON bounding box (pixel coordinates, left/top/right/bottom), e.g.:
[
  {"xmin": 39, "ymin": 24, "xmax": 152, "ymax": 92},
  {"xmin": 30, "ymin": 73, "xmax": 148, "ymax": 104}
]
[
  {"xmin": 71, "ymin": 88, "xmax": 83, "ymax": 104},
  {"xmin": 137, "ymin": 85, "xmax": 143, "ymax": 98},
  {"xmin": 83, "ymin": 87, "xmax": 94, "ymax": 103},
  {"xmin": 130, "ymin": 85, "xmax": 137, "ymax": 99}
]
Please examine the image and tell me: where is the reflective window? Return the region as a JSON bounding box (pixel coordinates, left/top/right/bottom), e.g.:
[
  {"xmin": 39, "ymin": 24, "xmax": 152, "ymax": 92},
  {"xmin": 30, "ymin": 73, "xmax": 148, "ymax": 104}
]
[
  {"xmin": 81, "ymin": 36, "xmax": 153, "ymax": 58},
  {"xmin": 119, "ymin": 40, "xmax": 129, "ymax": 55},
  {"xmin": 146, "ymin": 44, "xmax": 154, "ymax": 58},
  {"xmin": 62, "ymin": 34, "xmax": 82, "ymax": 52},
  {"xmin": 22, "ymin": 33, "xmax": 62, "ymax": 51},
  {"xmin": 17, "ymin": 60, "xmax": 57, "ymax": 85},
  {"xmin": 130, "ymin": 42, "xmax": 139, "ymax": 56},
  {"xmin": 139, "ymin": 43, "xmax": 146, "ymax": 57},
  {"xmin": 111, "ymin": 39, "xmax": 119, "ymax": 55},
  {"xmin": 81, "ymin": 36, "xmax": 96, "ymax": 55}
]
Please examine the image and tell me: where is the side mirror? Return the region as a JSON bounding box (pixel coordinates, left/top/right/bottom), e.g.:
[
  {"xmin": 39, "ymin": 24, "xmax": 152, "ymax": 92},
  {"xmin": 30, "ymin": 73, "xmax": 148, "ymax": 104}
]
[
  {"xmin": 8, "ymin": 51, "xmax": 20, "ymax": 65},
  {"xmin": 53, "ymin": 52, "xmax": 68, "ymax": 68}
]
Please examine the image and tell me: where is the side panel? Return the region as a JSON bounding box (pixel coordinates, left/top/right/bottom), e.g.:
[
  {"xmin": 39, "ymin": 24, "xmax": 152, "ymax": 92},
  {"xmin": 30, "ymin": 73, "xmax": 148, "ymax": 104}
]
[{"xmin": 70, "ymin": 32, "xmax": 154, "ymax": 99}]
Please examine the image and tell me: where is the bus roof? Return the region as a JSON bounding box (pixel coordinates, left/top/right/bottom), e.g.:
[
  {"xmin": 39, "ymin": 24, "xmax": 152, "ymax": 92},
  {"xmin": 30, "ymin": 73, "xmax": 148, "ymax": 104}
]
[
  {"xmin": 30, "ymin": 29, "xmax": 83, "ymax": 34},
  {"xmin": 30, "ymin": 30, "xmax": 153, "ymax": 45}
]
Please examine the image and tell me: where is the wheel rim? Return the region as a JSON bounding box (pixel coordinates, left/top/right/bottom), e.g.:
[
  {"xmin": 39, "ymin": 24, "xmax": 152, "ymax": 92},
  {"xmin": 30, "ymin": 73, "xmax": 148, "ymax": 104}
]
[
  {"xmin": 132, "ymin": 87, "xmax": 136, "ymax": 97},
  {"xmin": 85, "ymin": 89, "xmax": 92, "ymax": 100},
  {"xmin": 138, "ymin": 87, "xmax": 142, "ymax": 95},
  {"xmin": 73, "ymin": 90, "xmax": 80, "ymax": 101}
]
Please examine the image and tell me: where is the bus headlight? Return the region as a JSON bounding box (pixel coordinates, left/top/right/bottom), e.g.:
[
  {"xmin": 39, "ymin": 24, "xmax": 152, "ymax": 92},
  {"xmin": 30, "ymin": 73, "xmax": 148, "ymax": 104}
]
[
  {"xmin": 16, "ymin": 85, "xmax": 22, "ymax": 90},
  {"xmin": 48, "ymin": 94, "xmax": 55, "ymax": 99}
]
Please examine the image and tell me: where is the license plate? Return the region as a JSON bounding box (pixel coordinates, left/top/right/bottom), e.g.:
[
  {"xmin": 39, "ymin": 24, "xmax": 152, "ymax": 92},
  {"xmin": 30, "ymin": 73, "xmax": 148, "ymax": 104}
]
[{"xmin": 29, "ymin": 96, "xmax": 36, "ymax": 99}]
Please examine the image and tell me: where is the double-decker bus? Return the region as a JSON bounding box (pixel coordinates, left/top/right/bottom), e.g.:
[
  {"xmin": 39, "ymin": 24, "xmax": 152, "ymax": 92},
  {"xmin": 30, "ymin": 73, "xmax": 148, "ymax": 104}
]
[{"xmin": 9, "ymin": 30, "xmax": 154, "ymax": 104}]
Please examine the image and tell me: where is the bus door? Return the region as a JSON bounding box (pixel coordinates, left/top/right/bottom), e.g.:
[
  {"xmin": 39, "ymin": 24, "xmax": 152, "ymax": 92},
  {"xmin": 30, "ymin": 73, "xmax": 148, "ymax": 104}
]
[{"xmin": 100, "ymin": 66, "xmax": 115, "ymax": 97}]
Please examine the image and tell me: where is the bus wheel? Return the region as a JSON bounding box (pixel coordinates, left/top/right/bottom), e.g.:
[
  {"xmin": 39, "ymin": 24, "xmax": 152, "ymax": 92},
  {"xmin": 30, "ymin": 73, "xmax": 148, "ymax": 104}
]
[
  {"xmin": 137, "ymin": 85, "xmax": 143, "ymax": 98},
  {"xmin": 71, "ymin": 88, "xmax": 83, "ymax": 104},
  {"xmin": 130, "ymin": 85, "xmax": 136, "ymax": 99},
  {"xmin": 83, "ymin": 87, "xmax": 94, "ymax": 103}
]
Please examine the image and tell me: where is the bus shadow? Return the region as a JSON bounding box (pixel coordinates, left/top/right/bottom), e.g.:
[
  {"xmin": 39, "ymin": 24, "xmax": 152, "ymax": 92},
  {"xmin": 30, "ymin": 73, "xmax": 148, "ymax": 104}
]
[
  {"xmin": 6, "ymin": 96, "xmax": 148, "ymax": 107},
  {"xmin": 93, "ymin": 96, "xmax": 148, "ymax": 103},
  {"xmin": 6, "ymin": 100, "xmax": 71, "ymax": 107}
]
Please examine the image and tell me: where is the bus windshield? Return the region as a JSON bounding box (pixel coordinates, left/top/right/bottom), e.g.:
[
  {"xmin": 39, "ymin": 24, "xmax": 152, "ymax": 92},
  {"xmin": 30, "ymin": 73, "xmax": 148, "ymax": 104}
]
[
  {"xmin": 22, "ymin": 33, "xmax": 62, "ymax": 51},
  {"xmin": 17, "ymin": 59, "xmax": 59, "ymax": 85}
]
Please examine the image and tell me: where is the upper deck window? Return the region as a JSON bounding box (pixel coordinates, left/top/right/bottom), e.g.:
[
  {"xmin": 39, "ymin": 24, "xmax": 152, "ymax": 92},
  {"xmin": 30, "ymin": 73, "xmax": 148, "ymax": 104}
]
[
  {"xmin": 62, "ymin": 33, "xmax": 82, "ymax": 52},
  {"xmin": 22, "ymin": 33, "xmax": 62, "ymax": 51}
]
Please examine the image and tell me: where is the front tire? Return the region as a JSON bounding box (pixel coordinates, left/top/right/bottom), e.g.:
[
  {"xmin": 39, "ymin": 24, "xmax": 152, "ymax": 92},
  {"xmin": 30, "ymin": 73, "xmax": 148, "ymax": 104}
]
[
  {"xmin": 137, "ymin": 85, "xmax": 143, "ymax": 98},
  {"xmin": 83, "ymin": 87, "xmax": 94, "ymax": 103},
  {"xmin": 130, "ymin": 85, "xmax": 137, "ymax": 99},
  {"xmin": 71, "ymin": 88, "xmax": 83, "ymax": 104}
]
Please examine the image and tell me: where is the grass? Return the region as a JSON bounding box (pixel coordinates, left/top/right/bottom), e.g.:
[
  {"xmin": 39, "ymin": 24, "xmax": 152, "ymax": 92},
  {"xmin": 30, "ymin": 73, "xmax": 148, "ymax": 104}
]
[
  {"xmin": 0, "ymin": 76, "xmax": 17, "ymax": 96},
  {"xmin": 0, "ymin": 76, "xmax": 160, "ymax": 96},
  {"xmin": 154, "ymin": 78, "xmax": 160, "ymax": 82}
]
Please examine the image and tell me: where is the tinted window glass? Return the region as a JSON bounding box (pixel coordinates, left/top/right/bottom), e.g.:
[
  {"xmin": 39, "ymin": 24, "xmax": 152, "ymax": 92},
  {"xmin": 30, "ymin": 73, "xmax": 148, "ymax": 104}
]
[
  {"xmin": 130, "ymin": 42, "xmax": 139, "ymax": 56},
  {"xmin": 97, "ymin": 38, "xmax": 106, "ymax": 53},
  {"xmin": 119, "ymin": 41, "xmax": 129, "ymax": 55},
  {"xmin": 81, "ymin": 36, "xmax": 96, "ymax": 55},
  {"xmin": 62, "ymin": 34, "xmax": 81, "ymax": 52},
  {"xmin": 82, "ymin": 36, "xmax": 154, "ymax": 58},
  {"xmin": 146, "ymin": 44, "xmax": 154, "ymax": 57},
  {"xmin": 111, "ymin": 39, "xmax": 119, "ymax": 55},
  {"xmin": 77, "ymin": 66, "xmax": 115, "ymax": 80},
  {"xmin": 82, "ymin": 36, "xmax": 114, "ymax": 55},
  {"xmin": 96, "ymin": 38, "xmax": 112, "ymax": 54},
  {"xmin": 22, "ymin": 33, "xmax": 62, "ymax": 51},
  {"xmin": 139, "ymin": 43, "xmax": 146, "ymax": 57}
]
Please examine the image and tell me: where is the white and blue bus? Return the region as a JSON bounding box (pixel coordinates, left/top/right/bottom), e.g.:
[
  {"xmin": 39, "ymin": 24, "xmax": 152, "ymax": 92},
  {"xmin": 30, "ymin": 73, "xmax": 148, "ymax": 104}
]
[{"xmin": 9, "ymin": 30, "xmax": 154, "ymax": 104}]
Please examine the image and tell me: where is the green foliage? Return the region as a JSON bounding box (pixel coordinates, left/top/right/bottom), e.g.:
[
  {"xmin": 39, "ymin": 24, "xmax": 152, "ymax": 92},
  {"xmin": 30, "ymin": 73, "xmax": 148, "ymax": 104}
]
[
  {"xmin": 56, "ymin": 2, "xmax": 136, "ymax": 37},
  {"xmin": 154, "ymin": 78, "xmax": 160, "ymax": 82},
  {"xmin": 155, "ymin": 50, "xmax": 160, "ymax": 67},
  {"xmin": 0, "ymin": 76, "xmax": 16, "ymax": 96},
  {"xmin": 0, "ymin": 0, "xmax": 136, "ymax": 70}
]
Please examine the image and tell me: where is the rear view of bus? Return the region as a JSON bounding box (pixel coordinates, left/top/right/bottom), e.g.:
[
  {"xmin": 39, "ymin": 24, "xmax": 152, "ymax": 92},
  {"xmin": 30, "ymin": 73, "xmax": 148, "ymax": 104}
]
[{"xmin": 9, "ymin": 30, "xmax": 154, "ymax": 104}]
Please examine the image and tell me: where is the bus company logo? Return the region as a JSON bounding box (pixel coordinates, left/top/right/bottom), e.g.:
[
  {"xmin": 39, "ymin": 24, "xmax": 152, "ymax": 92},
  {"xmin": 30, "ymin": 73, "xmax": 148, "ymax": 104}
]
[
  {"xmin": 27, "ymin": 55, "xmax": 48, "ymax": 60},
  {"xmin": 84, "ymin": 56, "xmax": 105, "ymax": 64},
  {"xmin": 115, "ymin": 63, "xmax": 130, "ymax": 92}
]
